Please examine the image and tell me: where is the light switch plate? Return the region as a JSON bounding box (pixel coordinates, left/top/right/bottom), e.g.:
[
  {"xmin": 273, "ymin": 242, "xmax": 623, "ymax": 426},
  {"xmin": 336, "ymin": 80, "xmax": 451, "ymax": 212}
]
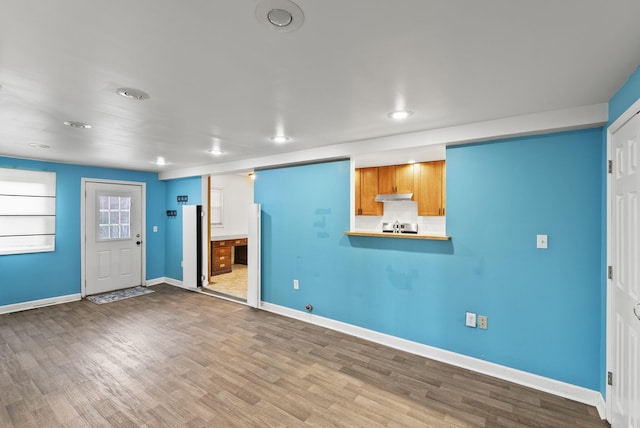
[
  {"xmin": 537, "ymin": 234, "xmax": 548, "ymax": 249},
  {"xmin": 466, "ymin": 312, "xmax": 477, "ymax": 328}
]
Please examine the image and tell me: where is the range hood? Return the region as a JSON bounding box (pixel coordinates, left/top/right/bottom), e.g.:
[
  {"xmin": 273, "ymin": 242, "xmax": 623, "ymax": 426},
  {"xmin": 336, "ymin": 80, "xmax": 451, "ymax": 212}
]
[{"xmin": 374, "ymin": 193, "xmax": 413, "ymax": 202}]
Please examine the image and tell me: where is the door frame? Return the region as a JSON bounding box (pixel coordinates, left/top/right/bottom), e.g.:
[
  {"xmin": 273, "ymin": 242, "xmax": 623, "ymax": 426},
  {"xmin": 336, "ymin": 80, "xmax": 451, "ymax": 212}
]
[
  {"xmin": 605, "ymin": 96, "xmax": 640, "ymax": 421},
  {"xmin": 80, "ymin": 178, "xmax": 147, "ymax": 298}
]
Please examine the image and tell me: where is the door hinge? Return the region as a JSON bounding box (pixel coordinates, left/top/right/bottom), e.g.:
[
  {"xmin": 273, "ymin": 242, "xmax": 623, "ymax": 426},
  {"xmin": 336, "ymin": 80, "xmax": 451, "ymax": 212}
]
[
  {"xmin": 608, "ymin": 266, "xmax": 613, "ymax": 280},
  {"xmin": 608, "ymin": 160, "xmax": 613, "ymax": 174},
  {"xmin": 608, "ymin": 371, "xmax": 613, "ymax": 386}
]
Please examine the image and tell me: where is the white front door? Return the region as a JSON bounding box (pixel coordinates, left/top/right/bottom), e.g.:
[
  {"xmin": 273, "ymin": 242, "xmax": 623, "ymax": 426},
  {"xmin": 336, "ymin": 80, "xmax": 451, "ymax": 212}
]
[
  {"xmin": 610, "ymin": 111, "xmax": 640, "ymax": 427},
  {"xmin": 85, "ymin": 181, "xmax": 143, "ymax": 295}
]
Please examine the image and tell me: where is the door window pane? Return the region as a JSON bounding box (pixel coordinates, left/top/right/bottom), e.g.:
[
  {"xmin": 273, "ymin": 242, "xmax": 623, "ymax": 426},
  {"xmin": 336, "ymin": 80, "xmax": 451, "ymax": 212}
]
[{"xmin": 98, "ymin": 195, "xmax": 131, "ymax": 241}]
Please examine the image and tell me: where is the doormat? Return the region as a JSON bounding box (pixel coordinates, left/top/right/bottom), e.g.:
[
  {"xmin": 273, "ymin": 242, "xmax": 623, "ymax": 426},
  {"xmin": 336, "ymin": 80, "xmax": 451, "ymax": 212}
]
[{"xmin": 86, "ymin": 286, "xmax": 154, "ymax": 305}]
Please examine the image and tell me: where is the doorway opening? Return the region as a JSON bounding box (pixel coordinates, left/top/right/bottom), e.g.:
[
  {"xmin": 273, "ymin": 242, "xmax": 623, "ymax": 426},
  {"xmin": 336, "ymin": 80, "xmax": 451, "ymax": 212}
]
[{"xmin": 202, "ymin": 175, "xmax": 254, "ymax": 302}]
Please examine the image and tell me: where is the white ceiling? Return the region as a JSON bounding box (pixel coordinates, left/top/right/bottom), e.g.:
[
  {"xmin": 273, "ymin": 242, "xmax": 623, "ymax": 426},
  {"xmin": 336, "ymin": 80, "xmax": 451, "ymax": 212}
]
[{"xmin": 1, "ymin": 0, "xmax": 639, "ymax": 176}]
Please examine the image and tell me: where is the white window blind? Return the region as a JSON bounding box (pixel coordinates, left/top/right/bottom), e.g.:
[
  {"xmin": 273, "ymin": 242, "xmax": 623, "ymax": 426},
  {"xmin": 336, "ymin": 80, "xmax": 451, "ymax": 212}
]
[
  {"xmin": 0, "ymin": 167, "xmax": 56, "ymax": 255},
  {"xmin": 210, "ymin": 188, "xmax": 223, "ymax": 227}
]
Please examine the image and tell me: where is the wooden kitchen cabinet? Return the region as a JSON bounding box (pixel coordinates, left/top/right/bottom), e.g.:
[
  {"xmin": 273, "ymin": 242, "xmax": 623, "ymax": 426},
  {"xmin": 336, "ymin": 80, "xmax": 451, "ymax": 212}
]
[
  {"xmin": 378, "ymin": 164, "xmax": 415, "ymax": 195},
  {"xmin": 415, "ymin": 160, "xmax": 446, "ymax": 216},
  {"xmin": 355, "ymin": 167, "xmax": 383, "ymax": 216}
]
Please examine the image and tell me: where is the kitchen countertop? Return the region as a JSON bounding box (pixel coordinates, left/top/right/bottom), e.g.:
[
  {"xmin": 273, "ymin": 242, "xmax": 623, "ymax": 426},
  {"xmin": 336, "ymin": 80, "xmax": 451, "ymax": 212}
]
[
  {"xmin": 211, "ymin": 234, "xmax": 248, "ymax": 241},
  {"xmin": 344, "ymin": 231, "xmax": 451, "ymax": 240}
]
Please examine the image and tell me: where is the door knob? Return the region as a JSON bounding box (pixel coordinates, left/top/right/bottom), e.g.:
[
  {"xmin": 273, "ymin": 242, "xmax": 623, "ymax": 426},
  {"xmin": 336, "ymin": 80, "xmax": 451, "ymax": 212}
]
[
  {"xmin": 634, "ymin": 302, "xmax": 640, "ymax": 320},
  {"xmin": 136, "ymin": 241, "xmax": 142, "ymax": 246}
]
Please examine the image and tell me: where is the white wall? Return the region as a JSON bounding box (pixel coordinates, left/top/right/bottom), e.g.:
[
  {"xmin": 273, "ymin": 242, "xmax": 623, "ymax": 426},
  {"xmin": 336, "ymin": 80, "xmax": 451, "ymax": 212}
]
[{"xmin": 210, "ymin": 174, "xmax": 254, "ymax": 238}]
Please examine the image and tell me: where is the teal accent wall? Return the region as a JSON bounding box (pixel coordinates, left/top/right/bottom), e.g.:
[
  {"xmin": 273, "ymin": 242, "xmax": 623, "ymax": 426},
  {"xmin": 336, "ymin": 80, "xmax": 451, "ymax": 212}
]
[
  {"xmin": 164, "ymin": 177, "xmax": 202, "ymax": 281},
  {"xmin": 0, "ymin": 156, "xmax": 166, "ymax": 306},
  {"xmin": 255, "ymin": 129, "xmax": 603, "ymax": 391}
]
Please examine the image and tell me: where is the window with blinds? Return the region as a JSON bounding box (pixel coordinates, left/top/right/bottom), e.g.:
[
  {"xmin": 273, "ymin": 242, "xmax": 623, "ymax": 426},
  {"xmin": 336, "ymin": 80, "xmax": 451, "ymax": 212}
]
[{"xmin": 0, "ymin": 167, "xmax": 56, "ymax": 255}]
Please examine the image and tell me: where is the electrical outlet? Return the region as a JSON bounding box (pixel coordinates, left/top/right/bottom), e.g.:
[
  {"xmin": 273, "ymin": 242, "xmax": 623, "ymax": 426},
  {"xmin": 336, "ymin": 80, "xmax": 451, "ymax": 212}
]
[
  {"xmin": 293, "ymin": 279, "xmax": 299, "ymax": 290},
  {"xmin": 465, "ymin": 312, "xmax": 477, "ymax": 328},
  {"xmin": 478, "ymin": 315, "xmax": 488, "ymax": 330}
]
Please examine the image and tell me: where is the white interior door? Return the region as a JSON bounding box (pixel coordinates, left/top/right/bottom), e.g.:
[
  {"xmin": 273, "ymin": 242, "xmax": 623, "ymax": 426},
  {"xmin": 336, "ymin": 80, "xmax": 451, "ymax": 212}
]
[
  {"xmin": 85, "ymin": 181, "xmax": 143, "ymax": 295},
  {"xmin": 610, "ymin": 111, "xmax": 640, "ymax": 427}
]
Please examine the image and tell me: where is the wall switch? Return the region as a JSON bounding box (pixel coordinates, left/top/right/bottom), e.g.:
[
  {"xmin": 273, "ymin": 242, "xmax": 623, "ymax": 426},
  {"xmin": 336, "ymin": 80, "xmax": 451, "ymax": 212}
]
[
  {"xmin": 537, "ymin": 234, "xmax": 548, "ymax": 249},
  {"xmin": 293, "ymin": 279, "xmax": 299, "ymax": 290},
  {"xmin": 466, "ymin": 312, "xmax": 477, "ymax": 328},
  {"xmin": 478, "ymin": 315, "xmax": 488, "ymax": 330},
  {"xmin": 153, "ymin": 226, "xmax": 158, "ymax": 232}
]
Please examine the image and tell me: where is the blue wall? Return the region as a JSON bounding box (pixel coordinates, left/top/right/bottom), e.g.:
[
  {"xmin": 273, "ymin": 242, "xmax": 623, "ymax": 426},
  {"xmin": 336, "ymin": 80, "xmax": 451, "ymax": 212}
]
[
  {"xmin": 164, "ymin": 177, "xmax": 202, "ymax": 281},
  {"xmin": 256, "ymin": 129, "xmax": 604, "ymax": 390},
  {"xmin": 0, "ymin": 156, "xmax": 166, "ymax": 306}
]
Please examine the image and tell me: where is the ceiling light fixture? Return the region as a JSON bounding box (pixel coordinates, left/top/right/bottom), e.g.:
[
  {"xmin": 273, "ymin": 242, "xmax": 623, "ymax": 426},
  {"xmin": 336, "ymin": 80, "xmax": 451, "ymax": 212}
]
[
  {"xmin": 116, "ymin": 87, "xmax": 150, "ymax": 100},
  {"xmin": 388, "ymin": 110, "xmax": 413, "ymax": 120},
  {"xmin": 270, "ymin": 135, "xmax": 290, "ymax": 144},
  {"xmin": 407, "ymin": 160, "xmax": 416, "ymax": 164},
  {"xmin": 267, "ymin": 9, "xmax": 292, "ymax": 27},
  {"xmin": 154, "ymin": 157, "xmax": 168, "ymax": 166},
  {"xmin": 28, "ymin": 143, "xmax": 50, "ymax": 149},
  {"xmin": 63, "ymin": 121, "xmax": 91, "ymax": 129},
  {"xmin": 256, "ymin": 0, "xmax": 304, "ymax": 32},
  {"xmin": 208, "ymin": 147, "xmax": 224, "ymax": 156}
]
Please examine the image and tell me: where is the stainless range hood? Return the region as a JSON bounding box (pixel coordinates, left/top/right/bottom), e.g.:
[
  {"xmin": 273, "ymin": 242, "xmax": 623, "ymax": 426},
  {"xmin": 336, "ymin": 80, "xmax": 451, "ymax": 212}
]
[{"xmin": 374, "ymin": 193, "xmax": 413, "ymax": 202}]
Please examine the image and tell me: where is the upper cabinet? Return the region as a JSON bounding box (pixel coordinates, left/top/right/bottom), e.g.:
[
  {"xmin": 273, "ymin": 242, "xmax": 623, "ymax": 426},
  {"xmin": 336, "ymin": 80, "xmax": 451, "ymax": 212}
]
[
  {"xmin": 415, "ymin": 160, "xmax": 446, "ymax": 216},
  {"xmin": 378, "ymin": 164, "xmax": 415, "ymax": 195},
  {"xmin": 355, "ymin": 167, "xmax": 383, "ymax": 216},
  {"xmin": 355, "ymin": 161, "xmax": 446, "ymax": 216}
]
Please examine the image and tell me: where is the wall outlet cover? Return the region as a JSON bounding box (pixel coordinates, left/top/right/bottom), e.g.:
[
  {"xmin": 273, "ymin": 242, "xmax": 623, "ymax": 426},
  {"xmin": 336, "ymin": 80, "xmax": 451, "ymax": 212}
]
[
  {"xmin": 466, "ymin": 312, "xmax": 477, "ymax": 327},
  {"xmin": 478, "ymin": 315, "xmax": 488, "ymax": 329}
]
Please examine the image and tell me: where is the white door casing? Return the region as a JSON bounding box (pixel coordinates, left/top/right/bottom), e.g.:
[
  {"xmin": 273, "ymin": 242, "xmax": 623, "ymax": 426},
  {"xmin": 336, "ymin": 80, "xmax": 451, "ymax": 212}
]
[
  {"xmin": 82, "ymin": 180, "xmax": 144, "ymax": 296},
  {"xmin": 608, "ymin": 108, "xmax": 640, "ymax": 427},
  {"xmin": 247, "ymin": 203, "xmax": 261, "ymax": 308}
]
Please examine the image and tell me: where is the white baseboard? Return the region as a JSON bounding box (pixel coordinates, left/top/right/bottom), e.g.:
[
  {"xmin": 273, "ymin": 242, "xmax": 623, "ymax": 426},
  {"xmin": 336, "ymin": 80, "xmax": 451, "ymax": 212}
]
[
  {"xmin": 260, "ymin": 302, "xmax": 604, "ymax": 415},
  {"xmin": 596, "ymin": 393, "xmax": 607, "ymax": 420},
  {"xmin": 0, "ymin": 293, "xmax": 81, "ymax": 315},
  {"xmin": 146, "ymin": 277, "xmax": 172, "ymax": 286}
]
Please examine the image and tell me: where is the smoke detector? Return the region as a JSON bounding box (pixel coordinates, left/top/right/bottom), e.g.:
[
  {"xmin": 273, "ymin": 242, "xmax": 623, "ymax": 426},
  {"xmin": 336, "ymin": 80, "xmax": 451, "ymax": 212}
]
[{"xmin": 256, "ymin": 0, "xmax": 304, "ymax": 32}]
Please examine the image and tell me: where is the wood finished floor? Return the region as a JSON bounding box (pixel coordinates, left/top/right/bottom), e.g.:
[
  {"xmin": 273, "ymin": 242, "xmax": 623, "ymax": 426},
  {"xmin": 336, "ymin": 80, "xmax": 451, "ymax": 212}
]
[{"xmin": 0, "ymin": 284, "xmax": 609, "ymax": 427}]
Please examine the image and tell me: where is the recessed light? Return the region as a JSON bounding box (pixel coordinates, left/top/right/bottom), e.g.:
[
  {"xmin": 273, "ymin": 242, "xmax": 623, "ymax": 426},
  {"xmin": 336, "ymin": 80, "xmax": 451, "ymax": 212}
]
[
  {"xmin": 64, "ymin": 121, "xmax": 91, "ymax": 129},
  {"xmin": 407, "ymin": 160, "xmax": 416, "ymax": 164},
  {"xmin": 267, "ymin": 9, "xmax": 293, "ymax": 27},
  {"xmin": 387, "ymin": 110, "xmax": 413, "ymax": 120},
  {"xmin": 256, "ymin": 0, "xmax": 304, "ymax": 32},
  {"xmin": 270, "ymin": 135, "xmax": 290, "ymax": 144},
  {"xmin": 208, "ymin": 147, "xmax": 224, "ymax": 156},
  {"xmin": 154, "ymin": 157, "xmax": 168, "ymax": 166},
  {"xmin": 116, "ymin": 87, "xmax": 150, "ymax": 100}
]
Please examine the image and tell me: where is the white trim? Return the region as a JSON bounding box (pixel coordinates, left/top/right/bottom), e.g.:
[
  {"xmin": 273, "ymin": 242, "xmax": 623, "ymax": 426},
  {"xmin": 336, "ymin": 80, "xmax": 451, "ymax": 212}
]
[
  {"xmin": 260, "ymin": 301, "xmax": 605, "ymax": 416},
  {"xmin": 608, "ymin": 97, "xmax": 640, "ymax": 134},
  {"xmin": 145, "ymin": 277, "xmax": 171, "ymax": 286},
  {"xmin": 159, "ymin": 104, "xmax": 607, "ymax": 180},
  {"xmin": 604, "ymin": 96, "xmax": 640, "ymax": 423},
  {"xmin": 0, "ymin": 293, "xmax": 81, "ymax": 315},
  {"xmin": 80, "ymin": 178, "xmax": 146, "ymax": 298}
]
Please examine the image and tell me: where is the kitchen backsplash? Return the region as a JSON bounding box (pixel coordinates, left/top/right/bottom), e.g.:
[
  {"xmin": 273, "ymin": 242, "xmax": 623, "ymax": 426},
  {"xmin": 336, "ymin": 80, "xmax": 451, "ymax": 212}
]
[{"xmin": 355, "ymin": 201, "xmax": 446, "ymax": 235}]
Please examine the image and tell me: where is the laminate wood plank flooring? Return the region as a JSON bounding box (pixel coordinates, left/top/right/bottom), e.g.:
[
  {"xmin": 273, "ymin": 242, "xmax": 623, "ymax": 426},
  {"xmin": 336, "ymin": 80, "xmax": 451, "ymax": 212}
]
[{"xmin": 0, "ymin": 284, "xmax": 609, "ymax": 427}]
